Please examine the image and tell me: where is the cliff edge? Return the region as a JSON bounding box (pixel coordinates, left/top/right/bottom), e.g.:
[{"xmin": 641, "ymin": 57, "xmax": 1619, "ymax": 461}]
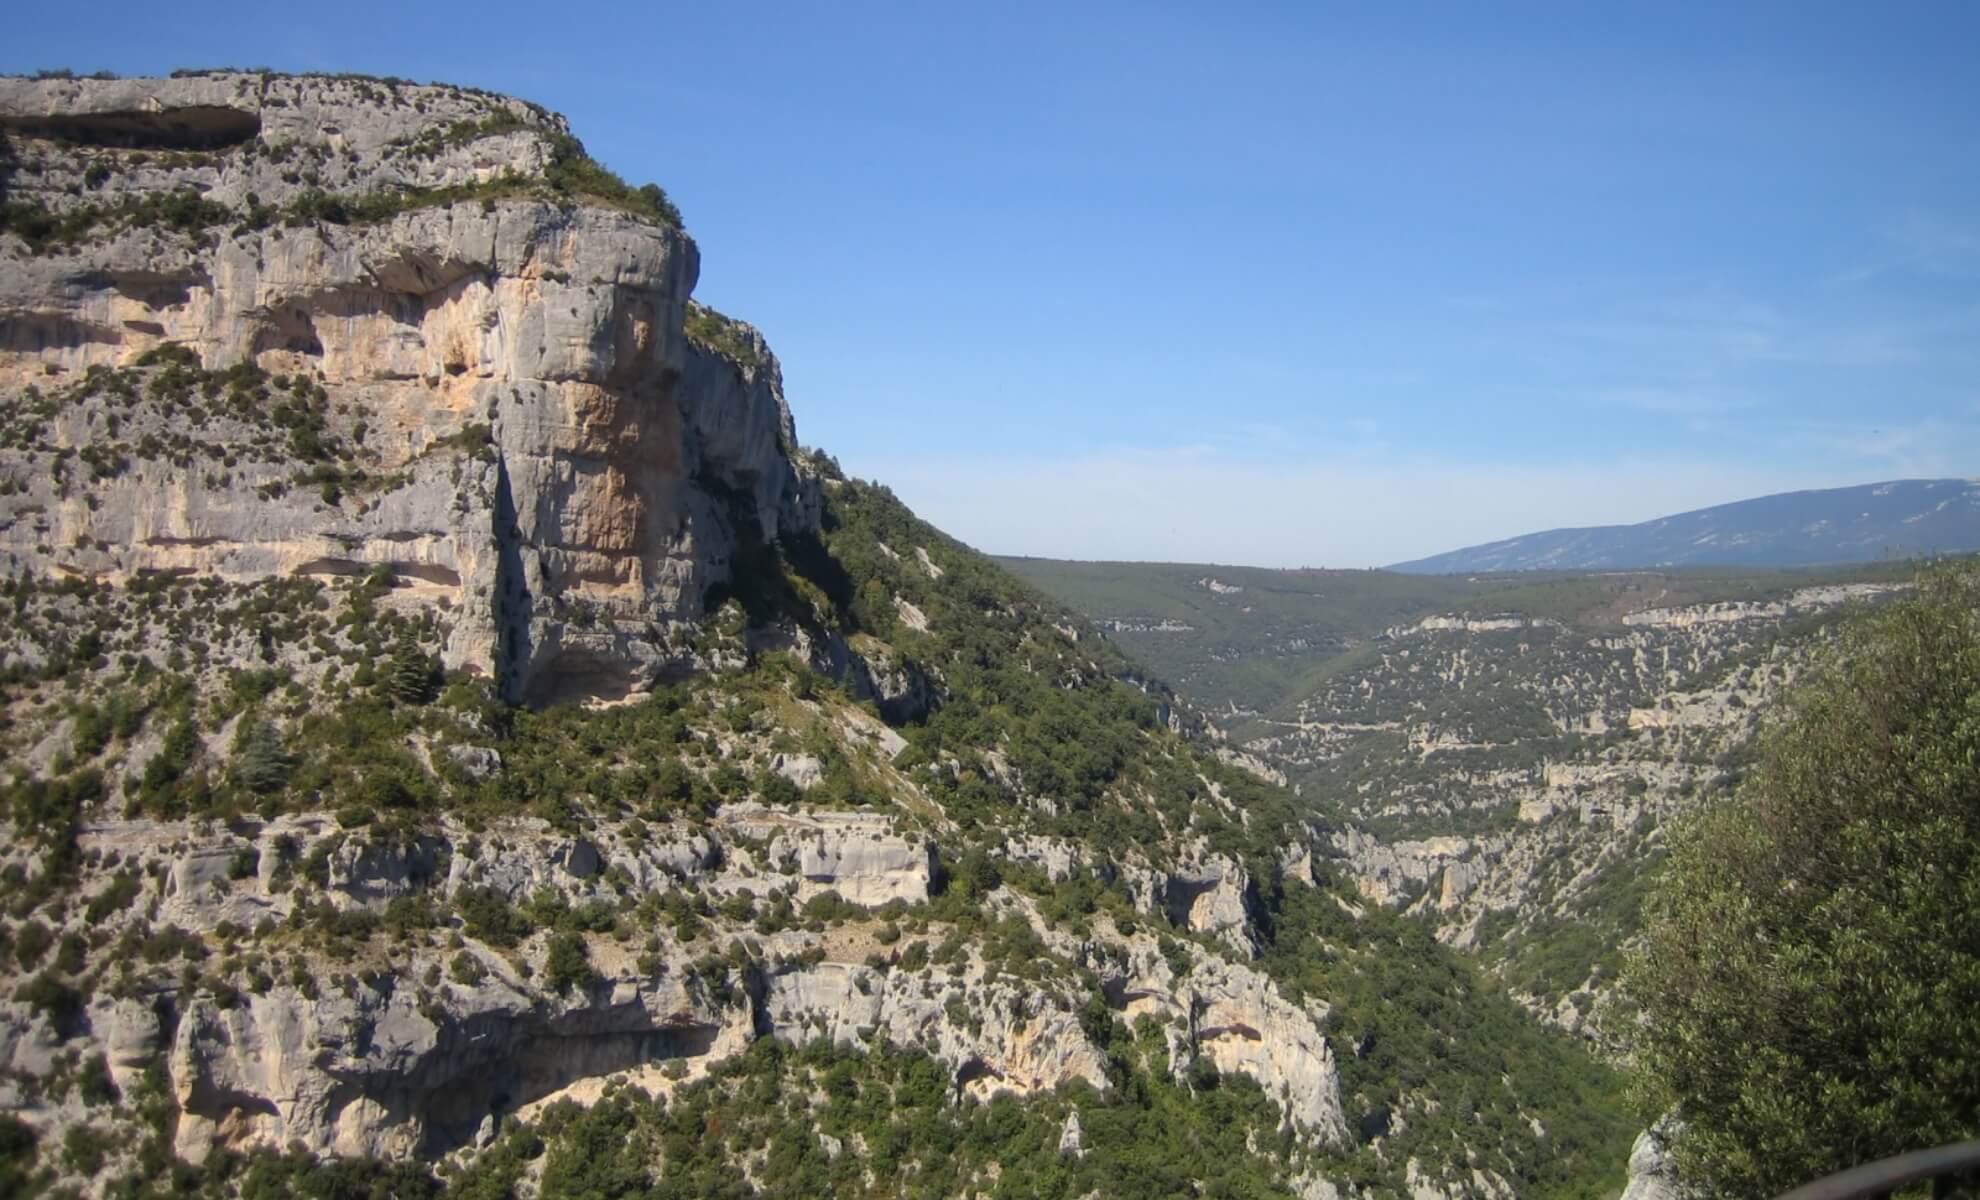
[{"xmin": 0, "ymin": 70, "xmax": 816, "ymax": 705}]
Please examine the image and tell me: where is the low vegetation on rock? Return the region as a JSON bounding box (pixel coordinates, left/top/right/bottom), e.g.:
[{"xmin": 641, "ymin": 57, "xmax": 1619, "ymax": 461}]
[{"xmin": 9, "ymin": 66, "xmax": 1963, "ymax": 1200}]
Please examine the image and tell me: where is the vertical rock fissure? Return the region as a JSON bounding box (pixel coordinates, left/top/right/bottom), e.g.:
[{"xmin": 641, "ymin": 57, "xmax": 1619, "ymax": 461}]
[{"xmin": 491, "ymin": 452, "xmax": 531, "ymax": 704}]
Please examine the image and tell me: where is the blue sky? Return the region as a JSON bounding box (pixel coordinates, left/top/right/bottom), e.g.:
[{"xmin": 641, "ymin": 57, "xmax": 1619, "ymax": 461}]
[{"xmin": 10, "ymin": 2, "xmax": 1980, "ymax": 565}]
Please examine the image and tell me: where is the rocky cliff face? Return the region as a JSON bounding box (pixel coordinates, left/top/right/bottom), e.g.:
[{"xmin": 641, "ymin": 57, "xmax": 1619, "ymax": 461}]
[
  {"xmin": 0, "ymin": 72, "xmax": 1376, "ymax": 1198},
  {"xmin": 0, "ymin": 74, "xmax": 1631, "ymax": 1200},
  {"xmin": 0, "ymin": 71, "xmax": 817, "ymax": 705},
  {"xmin": 0, "ymin": 809, "xmax": 1347, "ymax": 1164}
]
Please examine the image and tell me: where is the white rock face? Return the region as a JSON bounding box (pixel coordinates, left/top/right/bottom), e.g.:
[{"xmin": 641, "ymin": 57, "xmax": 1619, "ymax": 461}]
[
  {"xmin": 1619, "ymin": 1120, "xmax": 1685, "ymax": 1200},
  {"xmin": 1126, "ymin": 848, "xmax": 1258, "ymax": 957},
  {"xmin": 1332, "ymin": 829, "xmax": 1482, "ymax": 909},
  {"xmin": 1620, "ymin": 582, "xmax": 1903, "ymax": 629},
  {"xmin": 720, "ymin": 805, "xmax": 935, "ymax": 905},
  {"xmin": 1186, "ymin": 957, "xmax": 1347, "ymax": 1141},
  {"xmin": 0, "ymin": 73, "xmax": 821, "ymax": 706},
  {"xmin": 165, "ymin": 945, "xmax": 758, "ymax": 1161},
  {"xmin": 770, "ymin": 753, "xmax": 824, "ymax": 789},
  {"xmin": 0, "ymin": 806, "xmax": 1353, "ymax": 1165},
  {"xmin": 1058, "ymin": 1109, "xmax": 1084, "ymax": 1157},
  {"xmin": 759, "ymin": 958, "xmax": 1111, "ymax": 1104},
  {"xmin": 1391, "ymin": 614, "xmax": 1561, "ymax": 637},
  {"xmin": 0, "ymin": 73, "xmax": 1359, "ymax": 1182}
]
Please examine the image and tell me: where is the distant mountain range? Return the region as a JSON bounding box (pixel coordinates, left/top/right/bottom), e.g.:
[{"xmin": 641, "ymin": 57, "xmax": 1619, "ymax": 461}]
[{"xmin": 1390, "ymin": 479, "xmax": 1980, "ymax": 574}]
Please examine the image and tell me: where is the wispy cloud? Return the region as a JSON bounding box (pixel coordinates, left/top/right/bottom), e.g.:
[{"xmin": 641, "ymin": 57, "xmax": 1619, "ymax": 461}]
[
  {"xmin": 1775, "ymin": 415, "xmax": 1980, "ymax": 478},
  {"xmin": 1597, "ymin": 386, "xmax": 1752, "ymax": 417},
  {"xmin": 1834, "ymin": 212, "xmax": 1980, "ymax": 286},
  {"xmin": 1444, "ymin": 277, "xmax": 1936, "ymax": 388}
]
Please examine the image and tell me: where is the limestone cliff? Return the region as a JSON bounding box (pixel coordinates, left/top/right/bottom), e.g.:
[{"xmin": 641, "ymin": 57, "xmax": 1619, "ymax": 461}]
[
  {"xmin": 0, "ymin": 811, "xmax": 1349, "ymax": 1163},
  {"xmin": 0, "ymin": 73, "xmax": 1627, "ymax": 1200},
  {"xmin": 0, "ymin": 71, "xmax": 817, "ymax": 705}
]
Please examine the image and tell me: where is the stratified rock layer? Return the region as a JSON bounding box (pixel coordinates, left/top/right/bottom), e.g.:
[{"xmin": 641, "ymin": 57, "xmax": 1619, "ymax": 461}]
[
  {"xmin": 0, "ymin": 72, "xmax": 1356, "ymax": 1188},
  {"xmin": 0, "ymin": 72, "xmax": 817, "ymax": 704}
]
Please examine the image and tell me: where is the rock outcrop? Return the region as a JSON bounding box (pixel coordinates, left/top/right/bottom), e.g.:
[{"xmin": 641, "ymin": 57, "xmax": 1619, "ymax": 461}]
[
  {"xmin": 0, "ymin": 72, "xmax": 1468, "ymax": 1198},
  {"xmin": 0, "ymin": 809, "xmax": 1349, "ymax": 1164},
  {"xmin": 1619, "ymin": 1119, "xmax": 1685, "ymax": 1200},
  {"xmin": 0, "ymin": 72, "xmax": 819, "ymax": 704}
]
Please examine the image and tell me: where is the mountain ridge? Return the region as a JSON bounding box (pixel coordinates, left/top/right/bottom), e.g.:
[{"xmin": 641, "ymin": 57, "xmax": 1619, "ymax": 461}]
[{"xmin": 1390, "ymin": 478, "xmax": 1980, "ymax": 574}]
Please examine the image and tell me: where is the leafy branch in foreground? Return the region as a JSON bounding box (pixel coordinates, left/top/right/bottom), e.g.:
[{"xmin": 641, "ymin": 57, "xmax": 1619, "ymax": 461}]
[{"xmin": 1626, "ymin": 564, "xmax": 1980, "ymax": 1198}]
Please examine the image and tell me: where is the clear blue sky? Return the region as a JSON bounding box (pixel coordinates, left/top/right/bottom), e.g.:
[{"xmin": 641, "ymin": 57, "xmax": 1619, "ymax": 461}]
[{"xmin": 10, "ymin": 2, "xmax": 1979, "ymax": 565}]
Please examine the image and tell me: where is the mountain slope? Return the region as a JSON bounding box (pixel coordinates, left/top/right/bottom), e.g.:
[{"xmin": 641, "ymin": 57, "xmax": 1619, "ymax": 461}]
[
  {"xmin": 1006, "ymin": 553, "xmax": 1922, "ymax": 1032},
  {"xmin": 0, "ymin": 72, "xmax": 1631, "ymax": 1199},
  {"xmin": 997, "ymin": 555, "xmax": 1908, "ymax": 715},
  {"xmin": 1390, "ymin": 478, "xmax": 1980, "ymax": 574}
]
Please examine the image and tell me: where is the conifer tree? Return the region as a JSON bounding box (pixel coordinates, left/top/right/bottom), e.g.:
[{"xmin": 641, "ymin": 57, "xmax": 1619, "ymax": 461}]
[
  {"xmin": 386, "ymin": 639, "xmax": 437, "ymax": 705},
  {"xmin": 232, "ymin": 718, "xmax": 292, "ymax": 795}
]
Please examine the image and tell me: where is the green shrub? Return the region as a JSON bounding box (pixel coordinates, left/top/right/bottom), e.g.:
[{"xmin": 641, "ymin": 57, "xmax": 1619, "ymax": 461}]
[
  {"xmin": 386, "ymin": 641, "xmax": 438, "ymax": 705},
  {"xmin": 232, "ymin": 718, "xmax": 293, "ymax": 794},
  {"xmin": 543, "ymin": 931, "xmax": 597, "ymax": 995},
  {"xmin": 542, "ymin": 132, "xmax": 681, "ymax": 227},
  {"xmin": 84, "ymin": 871, "xmax": 141, "ymax": 922},
  {"xmin": 16, "ymin": 972, "xmax": 83, "ymax": 1034},
  {"xmin": 457, "ymin": 887, "xmax": 532, "ymax": 948},
  {"xmin": 0, "ymin": 1115, "xmax": 39, "ymax": 1199},
  {"xmin": 11, "ymin": 920, "xmax": 52, "ymax": 970},
  {"xmin": 1628, "ymin": 565, "xmax": 1980, "ymax": 1197}
]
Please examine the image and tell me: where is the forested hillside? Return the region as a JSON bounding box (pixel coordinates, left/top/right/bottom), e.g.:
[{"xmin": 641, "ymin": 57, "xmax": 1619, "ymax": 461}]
[
  {"xmin": 1006, "ymin": 556, "xmax": 1922, "ymax": 1029},
  {"xmin": 0, "ymin": 71, "xmax": 1633, "ymax": 1200}
]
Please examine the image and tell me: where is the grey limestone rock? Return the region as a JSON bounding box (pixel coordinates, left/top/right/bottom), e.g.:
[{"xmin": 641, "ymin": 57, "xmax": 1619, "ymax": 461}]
[
  {"xmin": 0, "ymin": 72, "xmax": 821, "ymax": 707},
  {"xmin": 1620, "ymin": 1118, "xmax": 1686, "ymax": 1200}
]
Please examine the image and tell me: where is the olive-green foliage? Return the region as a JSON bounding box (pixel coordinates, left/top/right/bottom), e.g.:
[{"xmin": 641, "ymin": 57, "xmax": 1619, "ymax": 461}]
[
  {"xmin": 77, "ymin": 1054, "xmax": 118, "ymax": 1108},
  {"xmin": 684, "ymin": 304, "xmax": 763, "ymax": 372},
  {"xmin": 542, "ymin": 931, "xmax": 596, "ymax": 995},
  {"xmin": 1000, "ymin": 556, "xmax": 1916, "ymax": 718},
  {"xmin": 231, "ymin": 717, "xmax": 293, "ymax": 794},
  {"xmin": 16, "ymin": 972, "xmax": 84, "ymax": 1034},
  {"xmin": 541, "ymin": 132, "xmax": 682, "ymax": 227},
  {"xmin": 1627, "ymin": 565, "xmax": 1980, "ymax": 1198},
  {"xmin": 1, "ymin": 769, "xmax": 97, "ymax": 852},
  {"xmin": 138, "ymin": 716, "xmax": 201, "ymax": 806},
  {"xmin": 0, "ymin": 1115, "xmax": 43, "ymax": 1200},
  {"xmin": 386, "ymin": 640, "xmax": 439, "ymax": 705},
  {"xmin": 443, "ymin": 1037, "xmax": 1305, "ymax": 1200},
  {"xmin": 456, "ymin": 887, "xmax": 532, "ymax": 948},
  {"xmin": 537, "ymin": 1091, "xmax": 649, "ymax": 1198},
  {"xmin": 1258, "ymin": 883, "xmax": 1632, "ymax": 1199},
  {"xmin": 0, "ymin": 187, "xmax": 231, "ymax": 252},
  {"xmin": 83, "ymin": 871, "xmax": 141, "ymax": 923},
  {"xmin": 814, "ymin": 481, "xmax": 1299, "ymax": 860},
  {"xmin": 62, "ymin": 1123, "xmax": 111, "ymax": 1175},
  {"xmin": 236, "ymin": 1148, "xmax": 441, "ymax": 1200}
]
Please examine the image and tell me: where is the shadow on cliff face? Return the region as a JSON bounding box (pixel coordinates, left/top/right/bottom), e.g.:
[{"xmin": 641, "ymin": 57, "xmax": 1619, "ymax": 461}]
[
  {"xmin": 418, "ymin": 1023, "xmax": 724, "ymax": 1153},
  {"xmin": 0, "ymin": 105, "xmax": 262, "ymax": 151},
  {"xmin": 492, "ymin": 455, "xmax": 532, "ymax": 705},
  {"xmin": 696, "ymin": 473, "xmax": 835, "ymax": 629}
]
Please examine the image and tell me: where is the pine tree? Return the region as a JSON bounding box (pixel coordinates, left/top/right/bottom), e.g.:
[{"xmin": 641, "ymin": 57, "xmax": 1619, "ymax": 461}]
[
  {"xmin": 232, "ymin": 718, "xmax": 292, "ymax": 795},
  {"xmin": 386, "ymin": 639, "xmax": 437, "ymax": 705}
]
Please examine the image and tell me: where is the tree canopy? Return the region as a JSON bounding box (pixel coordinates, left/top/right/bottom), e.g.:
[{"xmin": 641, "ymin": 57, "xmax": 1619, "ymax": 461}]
[{"xmin": 1626, "ymin": 565, "xmax": 1980, "ymax": 1197}]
